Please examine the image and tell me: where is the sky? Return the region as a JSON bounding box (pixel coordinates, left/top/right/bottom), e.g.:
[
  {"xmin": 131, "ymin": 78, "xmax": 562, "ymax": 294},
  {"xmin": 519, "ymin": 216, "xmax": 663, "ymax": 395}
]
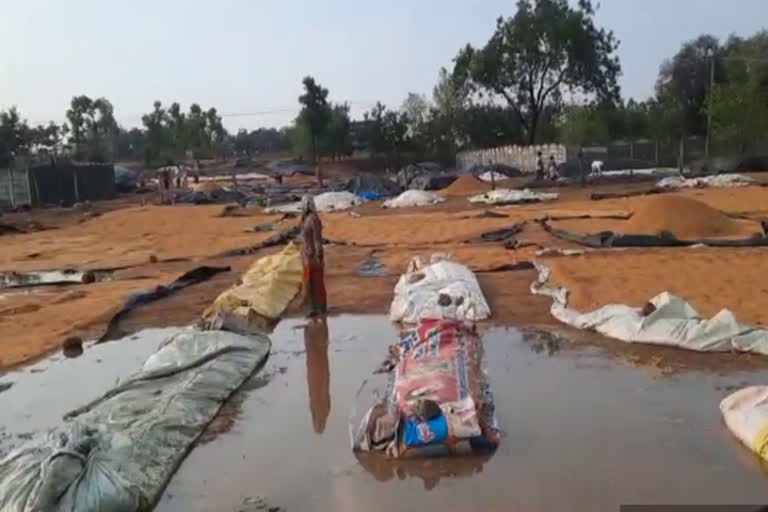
[{"xmin": 1, "ymin": 0, "xmax": 767, "ymax": 132}]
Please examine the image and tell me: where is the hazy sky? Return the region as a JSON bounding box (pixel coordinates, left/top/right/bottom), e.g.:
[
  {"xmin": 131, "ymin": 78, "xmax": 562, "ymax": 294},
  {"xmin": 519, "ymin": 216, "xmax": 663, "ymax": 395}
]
[{"xmin": 1, "ymin": 0, "xmax": 766, "ymax": 131}]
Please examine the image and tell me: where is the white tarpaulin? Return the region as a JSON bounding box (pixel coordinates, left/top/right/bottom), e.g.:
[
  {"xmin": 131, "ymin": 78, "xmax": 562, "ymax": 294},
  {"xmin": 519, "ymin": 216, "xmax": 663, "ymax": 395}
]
[
  {"xmin": 382, "ymin": 190, "xmax": 445, "ymax": 209},
  {"xmin": 266, "ymin": 191, "xmax": 363, "ymax": 213},
  {"xmin": 656, "ymin": 173, "xmax": 756, "ymax": 189},
  {"xmin": 477, "ymin": 171, "xmax": 509, "ymax": 183},
  {"xmin": 469, "ymin": 188, "xmax": 558, "ymax": 205},
  {"xmin": 531, "ymin": 263, "xmax": 768, "ymax": 355},
  {"xmin": 720, "ymin": 386, "xmax": 768, "ymax": 461},
  {"xmin": 390, "ymin": 254, "xmax": 491, "ymax": 324}
]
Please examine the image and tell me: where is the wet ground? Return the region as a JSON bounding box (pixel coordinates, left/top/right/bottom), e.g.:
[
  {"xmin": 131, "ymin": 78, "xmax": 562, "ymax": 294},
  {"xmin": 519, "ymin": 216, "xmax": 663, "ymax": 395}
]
[
  {"xmin": 3, "ymin": 316, "xmax": 768, "ymax": 511},
  {"xmin": 151, "ymin": 315, "xmax": 768, "ymax": 511}
]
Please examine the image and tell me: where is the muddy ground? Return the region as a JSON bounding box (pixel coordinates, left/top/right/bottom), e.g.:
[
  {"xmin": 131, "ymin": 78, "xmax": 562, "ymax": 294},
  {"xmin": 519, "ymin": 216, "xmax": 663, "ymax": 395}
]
[{"xmin": 3, "ymin": 174, "xmax": 768, "ymax": 510}]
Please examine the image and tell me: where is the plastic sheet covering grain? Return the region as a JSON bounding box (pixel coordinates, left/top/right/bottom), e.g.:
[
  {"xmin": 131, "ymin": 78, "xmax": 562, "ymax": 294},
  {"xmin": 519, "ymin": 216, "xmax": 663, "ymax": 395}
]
[
  {"xmin": 0, "ymin": 329, "xmax": 270, "ymax": 512},
  {"xmin": 390, "ymin": 254, "xmax": 490, "ymax": 324},
  {"xmin": 721, "ymin": 386, "xmax": 768, "ymax": 462},
  {"xmin": 352, "ymin": 319, "xmax": 499, "ymax": 458},
  {"xmin": 201, "ymin": 243, "xmax": 303, "ymax": 334},
  {"xmin": 531, "ymin": 262, "xmax": 768, "ymax": 356},
  {"xmin": 468, "ymin": 188, "xmax": 558, "ymax": 205},
  {"xmin": 382, "ymin": 190, "xmax": 445, "ymax": 209},
  {"xmin": 540, "ymin": 219, "xmax": 768, "ymax": 248}
]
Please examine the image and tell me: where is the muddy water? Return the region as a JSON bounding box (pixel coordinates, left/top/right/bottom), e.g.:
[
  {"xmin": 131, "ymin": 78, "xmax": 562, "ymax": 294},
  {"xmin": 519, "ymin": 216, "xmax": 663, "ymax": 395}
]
[
  {"xmin": 0, "ymin": 327, "xmax": 184, "ymax": 453},
  {"xmin": 151, "ymin": 315, "xmax": 768, "ymax": 512}
]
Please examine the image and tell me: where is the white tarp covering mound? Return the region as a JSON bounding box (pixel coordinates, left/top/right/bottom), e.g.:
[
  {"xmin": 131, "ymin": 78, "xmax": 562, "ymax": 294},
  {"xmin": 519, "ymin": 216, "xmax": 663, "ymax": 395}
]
[
  {"xmin": 382, "ymin": 190, "xmax": 445, "ymax": 209},
  {"xmin": 390, "ymin": 254, "xmax": 491, "ymax": 323},
  {"xmin": 0, "ymin": 330, "xmax": 270, "ymax": 512},
  {"xmin": 477, "ymin": 171, "xmax": 510, "ymax": 183},
  {"xmin": 469, "ymin": 188, "xmax": 558, "ymax": 205},
  {"xmin": 531, "ymin": 263, "xmax": 768, "ymax": 355},
  {"xmin": 720, "ymin": 386, "xmax": 768, "ymax": 461},
  {"xmin": 656, "ymin": 173, "xmax": 756, "ymax": 189},
  {"xmin": 266, "ymin": 191, "xmax": 363, "ymax": 213}
]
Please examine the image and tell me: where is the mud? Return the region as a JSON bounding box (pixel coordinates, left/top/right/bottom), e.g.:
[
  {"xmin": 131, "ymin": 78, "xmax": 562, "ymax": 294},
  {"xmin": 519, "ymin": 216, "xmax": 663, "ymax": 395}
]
[{"xmin": 148, "ymin": 315, "xmax": 768, "ymax": 512}]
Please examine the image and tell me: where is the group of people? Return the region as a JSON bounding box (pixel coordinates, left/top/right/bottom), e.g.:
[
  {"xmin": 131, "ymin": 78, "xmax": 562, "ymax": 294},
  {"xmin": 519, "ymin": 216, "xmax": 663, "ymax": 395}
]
[
  {"xmin": 535, "ymin": 151, "xmax": 560, "ymax": 181},
  {"xmin": 156, "ymin": 165, "xmax": 198, "ymax": 204}
]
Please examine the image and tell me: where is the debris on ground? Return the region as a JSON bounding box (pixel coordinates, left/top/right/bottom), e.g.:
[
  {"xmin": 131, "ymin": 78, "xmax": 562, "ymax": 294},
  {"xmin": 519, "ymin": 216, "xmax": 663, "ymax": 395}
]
[
  {"xmin": 346, "ymin": 173, "xmax": 402, "ymax": 199},
  {"xmin": 358, "ymin": 251, "xmax": 387, "ymax": 277},
  {"xmin": 469, "ymin": 188, "xmax": 559, "ymax": 205},
  {"xmin": 382, "ymin": 190, "xmax": 445, "ymax": 208},
  {"xmin": 352, "ymin": 319, "xmax": 499, "ymax": 457},
  {"xmin": 61, "ymin": 336, "xmax": 84, "ymax": 358}
]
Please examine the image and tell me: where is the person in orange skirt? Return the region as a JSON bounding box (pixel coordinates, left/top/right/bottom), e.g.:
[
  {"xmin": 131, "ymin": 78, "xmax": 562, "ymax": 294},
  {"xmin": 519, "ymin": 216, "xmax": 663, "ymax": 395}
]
[{"xmin": 300, "ymin": 195, "xmax": 327, "ymax": 316}]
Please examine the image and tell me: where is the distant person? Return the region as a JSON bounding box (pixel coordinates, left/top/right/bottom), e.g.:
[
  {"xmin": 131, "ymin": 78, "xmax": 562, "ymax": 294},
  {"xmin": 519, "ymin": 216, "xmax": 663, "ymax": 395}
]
[
  {"xmin": 535, "ymin": 151, "xmax": 544, "ymax": 180},
  {"xmin": 300, "ymin": 195, "xmax": 327, "ymax": 317},
  {"xmin": 547, "ymin": 155, "xmax": 560, "ymax": 181},
  {"xmin": 591, "ymin": 160, "xmax": 604, "ymax": 178}
]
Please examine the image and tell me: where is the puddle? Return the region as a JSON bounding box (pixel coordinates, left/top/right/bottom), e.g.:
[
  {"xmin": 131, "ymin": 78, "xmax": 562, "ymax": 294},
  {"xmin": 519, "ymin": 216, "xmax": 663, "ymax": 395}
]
[
  {"xmin": 358, "ymin": 251, "xmax": 387, "ymax": 277},
  {"xmin": 0, "ymin": 268, "xmax": 113, "ymax": 288},
  {"xmin": 0, "ymin": 327, "xmax": 185, "ymax": 454},
  {"xmin": 152, "ymin": 315, "xmax": 768, "ymax": 512}
]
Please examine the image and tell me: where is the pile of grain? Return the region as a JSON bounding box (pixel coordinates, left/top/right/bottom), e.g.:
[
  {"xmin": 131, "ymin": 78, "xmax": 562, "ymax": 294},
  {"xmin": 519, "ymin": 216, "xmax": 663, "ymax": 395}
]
[
  {"xmin": 623, "ymin": 195, "xmax": 761, "ymax": 239},
  {"xmin": 437, "ymin": 174, "xmax": 491, "ymax": 197}
]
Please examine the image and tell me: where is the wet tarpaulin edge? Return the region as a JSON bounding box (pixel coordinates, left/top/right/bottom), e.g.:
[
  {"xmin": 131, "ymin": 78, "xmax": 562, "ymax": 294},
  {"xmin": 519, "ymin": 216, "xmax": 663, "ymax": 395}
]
[
  {"xmin": 96, "ymin": 265, "xmax": 231, "ymax": 343},
  {"xmin": 539, "ymin": 219, "xmax": 768, "ymax": 248},
  {"xmin": 215, "ymin": 225, "xmax": 347, "ymax": 258}
]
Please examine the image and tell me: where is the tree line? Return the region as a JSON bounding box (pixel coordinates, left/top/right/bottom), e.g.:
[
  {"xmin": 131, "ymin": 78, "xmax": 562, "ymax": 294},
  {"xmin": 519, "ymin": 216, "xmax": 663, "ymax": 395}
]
[{"xmin": 2, "ymin": 0, "xmax": 767, "ymax": 170}]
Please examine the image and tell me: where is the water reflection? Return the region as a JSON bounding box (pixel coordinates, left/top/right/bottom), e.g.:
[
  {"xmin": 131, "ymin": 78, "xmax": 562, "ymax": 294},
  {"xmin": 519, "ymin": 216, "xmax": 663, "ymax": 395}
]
[
  {"xmin": 304, "ymin": 319, "xmax": 330, "ymax": 434},
  {"xmin": 355, "ymin": 452, "xmax": 492, "ymax": 491}
]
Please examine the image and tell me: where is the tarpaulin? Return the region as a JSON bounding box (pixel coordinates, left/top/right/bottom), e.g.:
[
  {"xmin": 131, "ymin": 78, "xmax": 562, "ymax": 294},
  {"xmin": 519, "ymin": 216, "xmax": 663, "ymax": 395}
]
[
  {"xmin": 721, "ymin": 386, "xmax": 768, "ymax": 462},
  {"xmin": 389, "ymin": 254, "xmax": 491, "ymax": 324},
  {"xmin": 201, "ymin": 243, "xmax": 303, "ymax": 334},
  {"xmin": 531, "ymin": 263, "xmax": 768, "ymax": 356},
  {"xmin": 382, "ymin": 190, "xmax": 445, "ymax": 209},
  {"xmin": 0, "ymin": 329, "xmax": 270, "ymax": 512},
  {"xmin": 351, "ymin": 319, "xmax": 499, "ymax": 458},
  {"xmin": 468, "ymin": 188, "xmax": 558, "ymax": 205},
  {"xmin": 656, "ymin": 173, "xmax": 757, "ymax": 189},
  {"xmin": 265, "ymin": 191, "xmax": 362, "ymax": 213}
]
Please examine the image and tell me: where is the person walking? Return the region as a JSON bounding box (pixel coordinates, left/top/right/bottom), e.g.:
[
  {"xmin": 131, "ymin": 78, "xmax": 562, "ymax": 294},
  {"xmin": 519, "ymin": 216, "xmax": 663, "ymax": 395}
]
[
  {"xmin": 535, "ymin": 151, "xmax": 544, "ymax": 181},
  {"xmin": 300, "ymin": 195, "xmax": 327, "ymax": 316}
]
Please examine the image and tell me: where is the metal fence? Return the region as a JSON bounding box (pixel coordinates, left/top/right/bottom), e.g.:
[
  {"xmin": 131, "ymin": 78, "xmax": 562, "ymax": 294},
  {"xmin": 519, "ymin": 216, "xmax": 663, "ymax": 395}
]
[{"xmin": 0, "ymin": 167, "xmax": 32, "ymax": 208}]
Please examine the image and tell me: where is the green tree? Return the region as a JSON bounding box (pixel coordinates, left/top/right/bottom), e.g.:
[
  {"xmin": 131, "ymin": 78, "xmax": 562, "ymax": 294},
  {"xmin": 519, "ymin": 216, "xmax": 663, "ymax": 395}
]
[
  {"xmin": 454, "ymin": 0, "xmax": 620, "ymax": 143},
  {"xmin": 655, "ymin": 34, "xmax": 723, "ymax": 138},
  {"xmin": 66, "ymin": 95, "xmax": 117, "ymax": 161},
  {"xmin": 322, "ymin": 103, "xmax": 352, "ymax": 160},
  {"xmin": 297, "ymin": 76, "xmax": 331, "ymax": 184},
  {"xmin": 0, "ymin": 107, "xmax": 33, "ymax": 166}
]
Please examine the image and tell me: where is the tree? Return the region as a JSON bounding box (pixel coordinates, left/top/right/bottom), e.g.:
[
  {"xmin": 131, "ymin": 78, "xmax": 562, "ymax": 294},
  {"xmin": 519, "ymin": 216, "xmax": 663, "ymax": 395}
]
[
  {"xmin": 323, "ymin": 103, "xmax": 352, "ymax": 160},
  {"xmin": 0, "ymin": 107, "xmax": 33, "ymax": 166},
  {"xmin": 454, "ymin": 0, "xmax": 621, "ymax": 143},
  {"xmin": 66, "ymin": 95, "xmax": 117, "ymax": 161},
  {"xmin": 141, "ymin": 101, "xmax": 170, "ymax": 165},
  {"xmin": 401, "ymin": 93, "xmax": 429, "ymax": 143},
  {"xmin": 708, "ymin": 32, "xmax": 768, "ymax": 152},
  {"xmin": 297, "ymin": 76, "xmax": 331, "ymax": 184},
  {"xmin": 655, "ymin": 34, "xmax": 724, "ymax": 138}
]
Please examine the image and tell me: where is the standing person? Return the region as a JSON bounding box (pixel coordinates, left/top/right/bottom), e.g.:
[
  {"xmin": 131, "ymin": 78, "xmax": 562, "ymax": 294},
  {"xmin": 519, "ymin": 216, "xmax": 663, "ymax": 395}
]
[
  {"xmin": 300, "ymin": 195, "xmax": 327, "ymax": 316},
  {"xmin": 157, "ymin": 168, "xmax": 167, "ymax": 204},
  {"xmin": 547, "ymin": 155, "xmax": 560, "ymax": 181},
  {"xmin": 535, "ymin": 151, "xmax": 544, "ymax": 181}
]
